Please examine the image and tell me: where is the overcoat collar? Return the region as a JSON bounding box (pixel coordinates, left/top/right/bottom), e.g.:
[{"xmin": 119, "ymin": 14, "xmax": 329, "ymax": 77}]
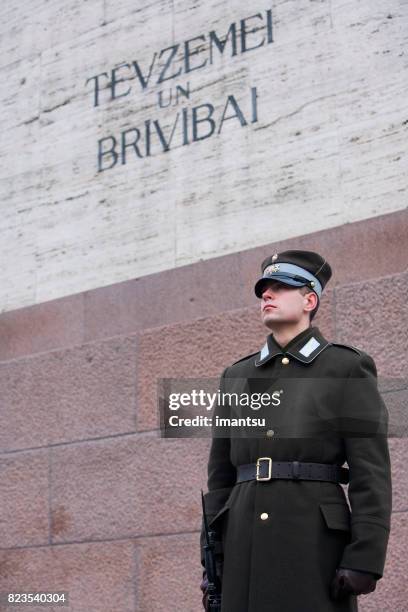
[{"xmin": 255, "ymin": 325, "xmax": 330, "ymax": 367}]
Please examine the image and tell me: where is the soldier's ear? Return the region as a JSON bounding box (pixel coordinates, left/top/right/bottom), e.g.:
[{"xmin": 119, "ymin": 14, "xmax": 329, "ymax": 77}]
[{"xmin": 303, "ymin": 289, "xmax": 318, "ymax": 314}]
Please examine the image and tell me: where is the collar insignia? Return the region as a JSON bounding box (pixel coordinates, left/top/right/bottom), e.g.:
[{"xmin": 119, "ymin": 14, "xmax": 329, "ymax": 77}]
[
  {"xmin": 299, "ymin": 336, "xmax": 320, "ymax": 357},
  {"xmin": 259, "ymin": 342, "xmax": 269, "ymax": 361},
  {"xmin": 255, "ymin": 327, "xmax": 330, "ymax": 366}
]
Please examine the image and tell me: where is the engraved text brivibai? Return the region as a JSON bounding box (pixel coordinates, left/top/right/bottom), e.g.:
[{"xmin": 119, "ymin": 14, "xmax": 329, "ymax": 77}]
[{"xmin": 97, "ymin": 87, "xmax": 259, "ymax": 171}]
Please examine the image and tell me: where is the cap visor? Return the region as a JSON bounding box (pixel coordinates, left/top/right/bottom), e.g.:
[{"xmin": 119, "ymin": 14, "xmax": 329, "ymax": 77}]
[{"xmin": 254, "ymin": 275, "xmax": 307, "ymax": 298}]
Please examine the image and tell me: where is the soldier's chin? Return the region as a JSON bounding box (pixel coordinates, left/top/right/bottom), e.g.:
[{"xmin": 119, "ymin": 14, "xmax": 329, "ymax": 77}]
[
  {"xmin": 262, "ymin": 311, "xmax": 296, "ymax": 325},
  {"xmin": 262, "ymin": 310, "xmax": 280, "ymax": 323}
]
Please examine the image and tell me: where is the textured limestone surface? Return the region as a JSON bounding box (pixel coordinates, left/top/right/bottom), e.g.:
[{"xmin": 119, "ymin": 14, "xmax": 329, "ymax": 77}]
[{"xmin": 0, "ymin": 0, "xmax": 407, "ymax": 313}]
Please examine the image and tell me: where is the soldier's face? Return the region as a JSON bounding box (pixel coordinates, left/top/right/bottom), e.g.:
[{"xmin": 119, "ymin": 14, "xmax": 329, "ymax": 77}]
[{"xmin": 260, "ymin": 280, "xmax": 312, "ymax": 326}]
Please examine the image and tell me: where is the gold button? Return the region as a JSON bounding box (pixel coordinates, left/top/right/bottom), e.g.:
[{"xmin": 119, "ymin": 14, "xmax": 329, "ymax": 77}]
[
  {"xmin": 260, "ymin": 512, "xmax": 269, "ymax": 520},
  {"xmin": 266, "ymin": 429, "xmax": 275, "ymax": 437},
  {"xmin": 281, "ymin": 356, "xmax": 290, "ymax": 365}
]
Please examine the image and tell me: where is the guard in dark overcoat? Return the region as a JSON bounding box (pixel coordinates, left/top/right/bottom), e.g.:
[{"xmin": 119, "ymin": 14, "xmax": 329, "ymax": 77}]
[{"xmin": 200, "ymin": 250, "xmax": 392, "ymax": 612}]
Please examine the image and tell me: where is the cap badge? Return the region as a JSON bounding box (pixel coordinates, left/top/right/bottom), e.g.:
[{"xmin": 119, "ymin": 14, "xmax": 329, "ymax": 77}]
[
  {"xmin": 271, "ymin": 253, "xmax": 278, "ymax": 262},
  {"xmin": 264, "ymin": 263, "xmax": 280, "ymax": 275}
]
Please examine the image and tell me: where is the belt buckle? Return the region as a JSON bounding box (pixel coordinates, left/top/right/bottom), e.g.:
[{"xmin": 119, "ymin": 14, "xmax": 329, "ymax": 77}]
[{"xmin": 256, "ymin": 457, "xmax": 272, "ymax": 481}]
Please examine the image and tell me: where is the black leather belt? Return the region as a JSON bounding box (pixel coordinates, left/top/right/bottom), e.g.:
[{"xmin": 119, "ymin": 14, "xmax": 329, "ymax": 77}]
[{"xmin": 236, "ymin": 458, "xmax": 349, "ymax": 484}]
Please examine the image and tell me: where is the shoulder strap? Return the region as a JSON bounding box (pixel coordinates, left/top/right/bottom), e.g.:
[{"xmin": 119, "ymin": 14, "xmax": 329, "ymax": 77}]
[
  {"xmin": 231, "ymin": 351, "xmax": 259, "ymax": 366},
  {"xmin": 329, "ymin": 341, "xmax": 361, "ymax": 355}
]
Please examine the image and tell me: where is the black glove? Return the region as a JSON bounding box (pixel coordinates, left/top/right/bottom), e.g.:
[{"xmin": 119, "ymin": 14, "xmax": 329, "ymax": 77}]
[{"xmin": 330, "ymin": 567, "xmax": 378, "ymax": 600}]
